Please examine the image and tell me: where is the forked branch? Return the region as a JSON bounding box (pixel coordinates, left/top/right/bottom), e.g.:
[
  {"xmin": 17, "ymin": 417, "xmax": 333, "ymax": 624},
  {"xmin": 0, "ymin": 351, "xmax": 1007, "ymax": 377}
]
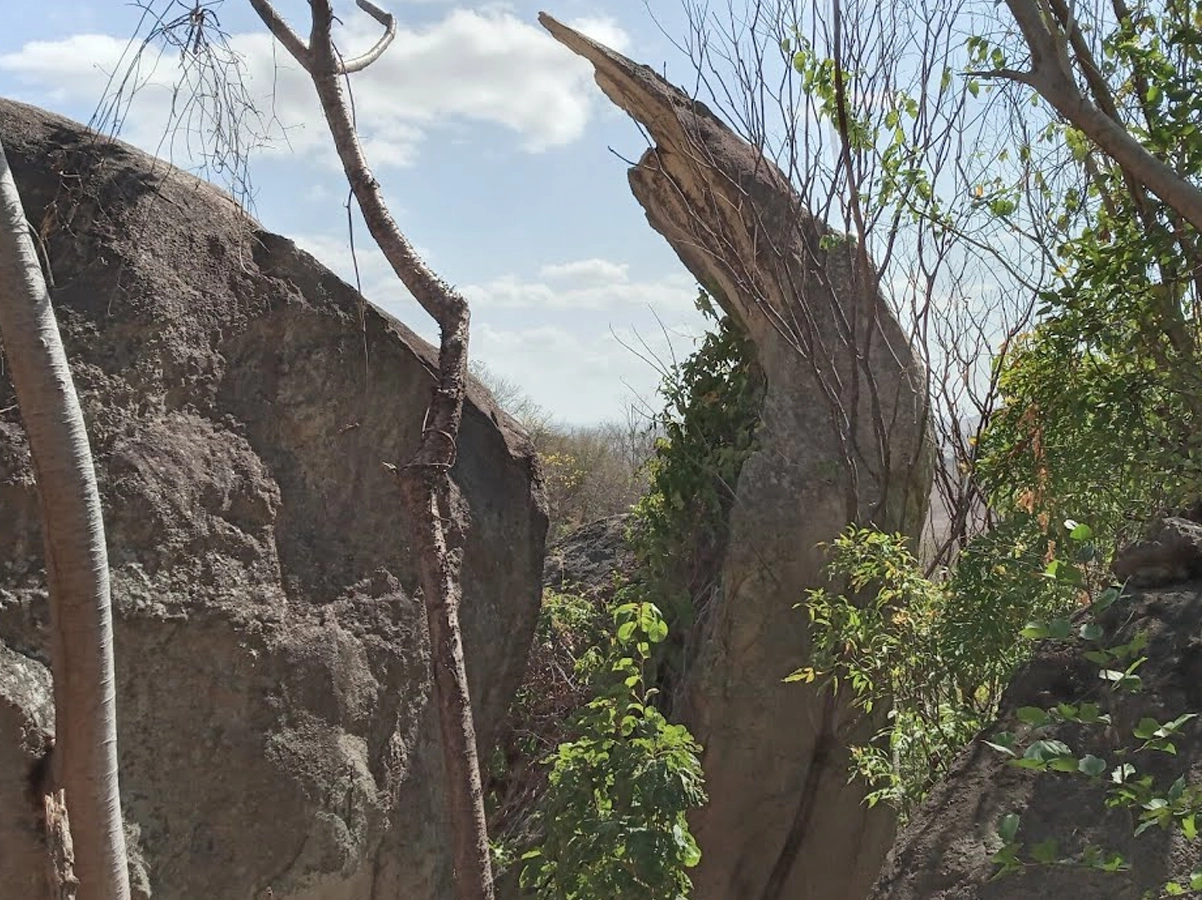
[
  {"xmin": 968, "ymin": 0, "xmax": 1202, "ymax": 233},
  {"xmin": 247, "ymin": 0, "xmax": 397, "ymax": 75},
  {"xmin": 246, "ymin": 2, "xmax": 492, "ymax": 899}
]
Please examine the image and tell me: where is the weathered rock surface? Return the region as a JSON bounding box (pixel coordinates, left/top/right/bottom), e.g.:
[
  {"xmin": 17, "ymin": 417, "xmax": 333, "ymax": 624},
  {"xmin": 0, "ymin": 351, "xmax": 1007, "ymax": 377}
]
[
  {"xmin": 871, "ymin": 580, "xmax": 1202, "ymax": 899},
  {"xmin": 542, "ymin": 514, "xmax": 635, "ymax": 597},
  {"xmin": 0, "ymin": 98, "xmax": 547, "ymax": 899},
  {"xmin": 1113, "ymin": 516, "xmax": 1202, "ymax": 587},
  {"xmin": 541, "ymin": 18, "xmax": 933, "ymax": 900},
  {"xmin": 0, "ymin": 640, "xmax": 56, "ymax": 899}
]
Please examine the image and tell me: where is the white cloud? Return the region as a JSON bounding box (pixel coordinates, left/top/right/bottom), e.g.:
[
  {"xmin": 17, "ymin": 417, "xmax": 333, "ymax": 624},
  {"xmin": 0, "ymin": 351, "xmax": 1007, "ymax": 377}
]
[
  {"xmin": 472, "ymin": 318, "xmax": 701, "ymax": 425},
  {"xmin": 538, "ymin": 258, "xmax": 629, "ymax": 284},
  {"xmin": 285, "ymin": 233, "xmax": 706, "ymax": 423},
  {"xmin": 563, "ymin": 16, "xmax": 632, "ymax": 53},
  {"xmin": 0, "ymin": 8, "xmax": 631, "ymax": 170},
  {"xmin": 463, "ymin": 264, "xmax": 695, "ymax": 312},
  {"xmin": 294, "ymin": 230, "xmax": 697, "ymax": 317}
]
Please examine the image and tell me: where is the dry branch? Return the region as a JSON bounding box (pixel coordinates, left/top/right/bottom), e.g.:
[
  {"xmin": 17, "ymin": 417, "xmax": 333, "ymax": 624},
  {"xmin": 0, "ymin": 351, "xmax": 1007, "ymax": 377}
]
[{"xmin": 247, "ymin": 2, "xmax": 493, "ymax": 898}]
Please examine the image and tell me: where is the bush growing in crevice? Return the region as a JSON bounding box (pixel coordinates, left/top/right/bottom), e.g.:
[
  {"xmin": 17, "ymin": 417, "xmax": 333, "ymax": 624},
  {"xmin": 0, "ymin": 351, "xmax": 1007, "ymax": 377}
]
[
  {"xmin": 484, "ymin": 287, "xmax": 762, "ymax": 897},
  {"xmin": 624, "ymin": 287, "xmax": 764, "ymax": 703}
]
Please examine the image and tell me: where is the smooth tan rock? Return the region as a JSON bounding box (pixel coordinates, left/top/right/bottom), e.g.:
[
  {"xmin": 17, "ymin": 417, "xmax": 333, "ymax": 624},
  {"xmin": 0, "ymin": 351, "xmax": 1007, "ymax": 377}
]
[{"xmin": 541, "ymin": 17, "xmax": 933, "ymax": 900}]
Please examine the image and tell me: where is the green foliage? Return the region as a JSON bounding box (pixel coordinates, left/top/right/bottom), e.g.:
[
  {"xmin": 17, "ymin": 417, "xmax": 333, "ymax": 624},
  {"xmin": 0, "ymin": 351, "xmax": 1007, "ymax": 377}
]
[
  {"xmin": 984, "ymin": 528, "xmax": 1202, "ymax": 896},
  {"xmin": 795, "ymin": 525, "xmax": 1079, "ymax": 816},
  {"xmin": 975, "ymin": 1, "xmax": 1202, "ymax": 550},
  {"xmin": 626, "ymin": 287, "xmax": 763, "ymax": 651},
  {"xmin": 494, "ymin": 289, "xmax": 755, "ymax": 898},
  {"xmin": 487, "ymin": 588, "xmax": 617, "ymax": 866},
  {"xmin": 976, "ymin": 310, "xmax": 1199, "ymax": 555},
  {"xmin": 520, "ymin": 599, "xmax": 707, "ymax": 900}
]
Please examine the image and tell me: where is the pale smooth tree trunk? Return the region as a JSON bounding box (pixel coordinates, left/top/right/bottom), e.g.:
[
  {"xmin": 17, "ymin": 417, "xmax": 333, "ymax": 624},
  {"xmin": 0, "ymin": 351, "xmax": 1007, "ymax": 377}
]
[{"xmin": 0, "ymin": 137, "xmax": 130, "ymax": 900}]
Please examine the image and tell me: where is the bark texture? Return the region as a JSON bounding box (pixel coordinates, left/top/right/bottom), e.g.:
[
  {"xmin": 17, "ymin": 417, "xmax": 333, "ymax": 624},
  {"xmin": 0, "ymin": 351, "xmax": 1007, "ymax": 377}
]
[
  {"xmin": 0, "ymin": 135, "xmax": 130, "ymax": 900},
  {"xmin": 246, "ymin": 3, "xmax": 495, "ymax": 896}
]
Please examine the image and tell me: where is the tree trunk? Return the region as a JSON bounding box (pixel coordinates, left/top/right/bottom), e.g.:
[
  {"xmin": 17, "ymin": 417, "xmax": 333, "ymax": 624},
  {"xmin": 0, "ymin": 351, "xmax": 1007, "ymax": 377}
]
[
  {"xmin": 0, "ymin": 137, "xmax": 130, "ymax": 900},
  {"xmin": 245, "ymin": 3, "xmax": 495, "ymax": 897},
  {"xmin": 999, "ymin": 0, "xmax": 1202, "ymax": 233}
]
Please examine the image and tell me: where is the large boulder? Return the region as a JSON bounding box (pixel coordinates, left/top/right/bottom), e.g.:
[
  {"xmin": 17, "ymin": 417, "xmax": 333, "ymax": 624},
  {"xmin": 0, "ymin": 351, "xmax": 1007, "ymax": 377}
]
[
  {"xmin": 0, "ymin": 98, "xmax": 547, "ymax": 899},
  {"xmin": 871, "ymin": 572, "xmax": 1202, "ymax": 899},
  {"xmin": 541, "ymin": 18, "xmax": 933, "ymax": 900}
]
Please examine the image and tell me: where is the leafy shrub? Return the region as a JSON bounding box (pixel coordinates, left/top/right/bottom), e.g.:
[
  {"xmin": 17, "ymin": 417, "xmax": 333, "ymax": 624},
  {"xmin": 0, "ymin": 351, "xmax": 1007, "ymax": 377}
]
[
  {"xmin": 797, "ymin": 524, "xmax": 1080, "ymax": 817},
  {"xmin": 626, "ymin": 288, "xmax": 763, "ymax": 688},
  {"xmin": 487, "ymin": 588, "xmax": 613, "ymax": 855},
  {"xmin": 520, "ymin": 598, "xmax": 707, "ymax": 900},
  {"xmin": 984, "ymin": 524, "xmax": 1202, "ymax": 896},
  {"xmin": 489, "ymin": 290, "xmax": 753, "ymax": 894}
]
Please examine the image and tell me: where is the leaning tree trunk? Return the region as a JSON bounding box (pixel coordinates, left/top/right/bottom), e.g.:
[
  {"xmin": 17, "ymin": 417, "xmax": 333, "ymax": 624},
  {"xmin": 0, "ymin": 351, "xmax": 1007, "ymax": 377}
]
[
  {"xmin": 0, "ymin": 140, "xmax": 130, "ymax": 900},
  {"xmin": 247, "ymin": 2, "xmax": 494, "ymax": 897}
]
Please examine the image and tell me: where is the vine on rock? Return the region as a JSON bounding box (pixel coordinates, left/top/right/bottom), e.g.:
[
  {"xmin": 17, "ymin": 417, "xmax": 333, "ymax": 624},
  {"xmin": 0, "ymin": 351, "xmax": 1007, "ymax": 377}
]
[{"xmin": 626, "ymin": 287, "xmax": 764, "ymax": 691}]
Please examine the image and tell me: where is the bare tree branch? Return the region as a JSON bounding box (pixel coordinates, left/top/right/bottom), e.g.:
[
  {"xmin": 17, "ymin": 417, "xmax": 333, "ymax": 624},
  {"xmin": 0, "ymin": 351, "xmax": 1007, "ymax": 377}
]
[
  {"xmin": 340, "ymin": 0, "xmax": 397, "ymax": 73},
  {"xmin": 246, "ymin": 0, "xmax": 311, "ymax": 70},
  {"xmin": 994, "ymin": 0, "xmax": 1202, "ymax": 233},
  {"xmin": 247, "ymin": 2, "xmax": 493, "ymax": 898}
]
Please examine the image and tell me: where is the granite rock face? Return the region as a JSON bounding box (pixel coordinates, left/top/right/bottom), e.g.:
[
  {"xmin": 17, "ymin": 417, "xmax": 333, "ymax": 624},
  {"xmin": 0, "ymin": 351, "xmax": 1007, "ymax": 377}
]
[
  {"xmin": 542, "ymin": 19, "xmax": 933, "ymax": 900},
  {"xmin": 872, "ymin": 579, "xmax": 1202, "ymax": 900},
  {"xmin": 0, "ymin": 98, "xmax": 547, "ymax": 899}
]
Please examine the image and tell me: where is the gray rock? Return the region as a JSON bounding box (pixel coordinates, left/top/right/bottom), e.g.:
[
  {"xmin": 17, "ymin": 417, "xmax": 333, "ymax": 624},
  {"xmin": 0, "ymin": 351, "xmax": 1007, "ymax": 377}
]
[
  {"xmin": 0, "ymin": 98, "xmax": 547, "ymax": 899},
  {"xmin": 542, "ymin": 514, "xmax": 635, "ymax": 597},
  {"xmin": 542, "ymin": 19, "xmax": 933, "ymax": 900},
  {"xmin": 1113, "ymin": 517, "xmax": 1202, "ymax": 587},
  {"xmin": 871, "ymin": 584, "xmax": 1202, "ymax": 899},
  {"xmin": 0, "ymin": 640, "xmax": 53, "ymax": 900}
]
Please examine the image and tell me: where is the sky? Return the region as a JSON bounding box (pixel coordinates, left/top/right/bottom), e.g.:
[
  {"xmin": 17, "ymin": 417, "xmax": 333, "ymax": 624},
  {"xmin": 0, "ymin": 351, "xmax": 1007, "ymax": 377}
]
[{"xmin": 0, "ymin": 0, "xmax": 712, "ymax": 426}]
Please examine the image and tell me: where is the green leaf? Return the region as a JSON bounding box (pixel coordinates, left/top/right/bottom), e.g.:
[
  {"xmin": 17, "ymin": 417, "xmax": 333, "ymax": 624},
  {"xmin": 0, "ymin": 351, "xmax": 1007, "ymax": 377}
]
[
  {"xmin": 1080, "ymin": 622, "xmax": 1105, "ymax": 642},
  {"xmin": 1030, "ymin": 837, "xmax": 1059, "ymax": 864},
  {"xmin": 1111, "ymin": 763, "xmax": 1136, "ymax": 784},
  {"xmin": 998, "ymin": 812, "xmax": 1021, "ymax": 844},
  {"xmin": 1094, "ymin": 587, "xmax": 1121, "ymax": 612},
  {"xmin": 984, "ymin": 739, "xmax": 1018, "ymax": 757},
  {"xmin": 1025, "ymin": 739, "xmax": 1072, "ymax": 763},
  {"xmin": 1048, "ymin": 617, "xmax": 1073, "ymax": 639},
  {"xmin": 1066, "ymin": 520, "xmax": 1094, "ymax": 541},
  {"xmin": 1078, "ymin": 754, "xmax": 1107, "ymax": 777},
  {"xmin": 1168, "ymin": 775, "xmax": 1187, "ymax": 802},
  {"xmin": 1134, "ymin": 717, "xmax": 1161, "ymax": 740},
  {"xmin": 1017, "ymin": 706, "xmax": 1051, "ymax": 727}
]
